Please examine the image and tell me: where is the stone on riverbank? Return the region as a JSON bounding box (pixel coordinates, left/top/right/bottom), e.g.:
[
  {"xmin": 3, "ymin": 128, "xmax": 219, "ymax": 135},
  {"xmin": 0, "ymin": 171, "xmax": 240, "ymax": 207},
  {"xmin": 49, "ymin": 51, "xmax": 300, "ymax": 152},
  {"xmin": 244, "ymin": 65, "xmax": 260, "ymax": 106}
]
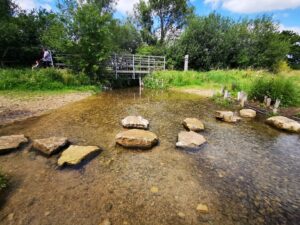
[
  {"xmin": 116, "ymin": 129, "xmax": 158, "ymax": 149},
  {"xmin": 0, "ymin": 135, "xmax": 28, "ymax": 154},
  {"xmin": 121, "ymin": 116, "xmax": 149, "ymax": 129},
  {"xmin": 216, "ymin": 111, "xmax": 241, "ymax": 123},
  {"xmin": 240, "ymin": 109, "xmax": 256, "ymax": 118},
  {"xmin": 197, "ymin": 204, "xmax": 209, "ymax": 213},
  {"xmin": 266, "ymin": 116, "xmax": 300, "ymax": 133},
  {"xmin": 58, "ymin": 145, "xmax": 101, "ymax": 166},
  {"xmin": 183, "ymin": 118, "xmax": 205, "ymax": 132},
  {"xmin": 33, "ymin": 137, "xmax": 69, "ymax": 156},
  {"xmin": 176, "ymin": 131, "xmax": 207, "ymax": 149}
]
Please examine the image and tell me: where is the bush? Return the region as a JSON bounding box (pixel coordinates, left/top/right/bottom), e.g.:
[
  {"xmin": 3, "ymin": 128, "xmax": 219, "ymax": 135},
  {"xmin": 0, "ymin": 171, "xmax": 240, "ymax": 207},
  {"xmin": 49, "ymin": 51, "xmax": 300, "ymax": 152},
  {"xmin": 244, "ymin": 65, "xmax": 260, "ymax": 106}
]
[
  {"xmin": 0, "ymin": 68, "xmax": 92, "ymax": 91},
  {"xmin": 249, "ymin": 76, "xmax": 300, "ymax": 106}
]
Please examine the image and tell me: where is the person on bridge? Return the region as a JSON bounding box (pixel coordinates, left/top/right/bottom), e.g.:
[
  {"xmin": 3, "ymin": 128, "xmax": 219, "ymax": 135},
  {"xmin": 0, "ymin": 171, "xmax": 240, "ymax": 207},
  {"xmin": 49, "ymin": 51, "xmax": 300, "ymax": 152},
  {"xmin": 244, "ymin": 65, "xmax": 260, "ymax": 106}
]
[{"xmin": 41, "ymin": 48, "xmax": 52, "ymax": 68}]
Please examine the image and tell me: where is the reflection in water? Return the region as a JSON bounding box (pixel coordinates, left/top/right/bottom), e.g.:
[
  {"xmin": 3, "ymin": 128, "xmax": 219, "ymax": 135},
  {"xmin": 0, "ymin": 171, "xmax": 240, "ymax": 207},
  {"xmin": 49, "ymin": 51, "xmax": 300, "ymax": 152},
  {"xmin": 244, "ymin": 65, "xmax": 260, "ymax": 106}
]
[{"xmin": 0, "ymin": 89, "xmax": 299, "ymax": 225}]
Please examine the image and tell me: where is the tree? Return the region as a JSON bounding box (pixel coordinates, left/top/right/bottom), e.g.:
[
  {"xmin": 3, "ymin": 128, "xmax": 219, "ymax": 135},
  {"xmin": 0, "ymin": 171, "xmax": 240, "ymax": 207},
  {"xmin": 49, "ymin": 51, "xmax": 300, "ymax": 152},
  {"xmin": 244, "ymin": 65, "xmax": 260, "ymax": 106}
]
[
  {"xmin": 134, "ymin": 0, "xmax": 193, "ymax": 44},
  {"xmin": 281, "ymin": 30, "xmax": 300, "ymax": 69}
]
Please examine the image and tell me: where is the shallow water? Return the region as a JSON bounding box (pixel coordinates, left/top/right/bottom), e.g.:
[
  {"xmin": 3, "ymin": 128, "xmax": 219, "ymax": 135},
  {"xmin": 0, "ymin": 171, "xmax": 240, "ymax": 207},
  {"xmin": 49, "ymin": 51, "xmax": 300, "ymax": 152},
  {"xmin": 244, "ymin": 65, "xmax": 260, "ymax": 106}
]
[{"xmin": 0, "ymin": 89, "xmax": 299, "ymax": 225}]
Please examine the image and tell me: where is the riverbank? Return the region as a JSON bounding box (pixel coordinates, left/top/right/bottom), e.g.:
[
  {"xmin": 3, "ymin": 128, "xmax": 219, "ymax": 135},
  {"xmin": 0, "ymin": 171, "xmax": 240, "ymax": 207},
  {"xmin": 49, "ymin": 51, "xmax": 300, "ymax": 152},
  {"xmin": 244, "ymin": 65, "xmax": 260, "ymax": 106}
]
[{"xmin": 0, "ymin": 91, "xmax": 93, "ymax": 126}]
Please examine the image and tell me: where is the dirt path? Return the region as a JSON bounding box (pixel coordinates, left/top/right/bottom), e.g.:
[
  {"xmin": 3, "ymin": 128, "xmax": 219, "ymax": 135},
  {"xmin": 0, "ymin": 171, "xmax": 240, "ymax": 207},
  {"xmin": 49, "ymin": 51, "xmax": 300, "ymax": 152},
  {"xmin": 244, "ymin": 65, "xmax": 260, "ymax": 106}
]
[{"xmin": 0, "ymin": 92, "xmax": 93, "ymax": 126}]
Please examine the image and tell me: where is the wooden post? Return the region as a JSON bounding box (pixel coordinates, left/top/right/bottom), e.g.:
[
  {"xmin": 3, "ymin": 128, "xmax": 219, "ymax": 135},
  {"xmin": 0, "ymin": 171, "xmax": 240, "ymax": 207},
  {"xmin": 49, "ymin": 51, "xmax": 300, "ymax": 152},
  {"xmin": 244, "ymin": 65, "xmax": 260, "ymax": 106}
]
[
  {"xmin": 266, "ymin": 98, "xmax": 272, "ymax": 107},
  {"xmin": 224, "ymin": 90, "xmax": 229, "ymax": 99},
  {"xmin": 184, "ymin": 55, "xmax": 189, "ymax": 71},
  {"xmin": 273, "ymin": 99, "xmax": 281, "ymax": 114},
  {"xmin": 163, "ymin": 56, "xmax": 166, "ymax": 70},
  {"xmin": 264, "ymin": 96, "xmax": 268, "ymax": 105},
  {"xmin": 237, "ymin": 92, "xmax": 241, "ymax": 101},
  {"xmin": 133, "ymin": 54, "xmax": 135, "ymax": 79}
]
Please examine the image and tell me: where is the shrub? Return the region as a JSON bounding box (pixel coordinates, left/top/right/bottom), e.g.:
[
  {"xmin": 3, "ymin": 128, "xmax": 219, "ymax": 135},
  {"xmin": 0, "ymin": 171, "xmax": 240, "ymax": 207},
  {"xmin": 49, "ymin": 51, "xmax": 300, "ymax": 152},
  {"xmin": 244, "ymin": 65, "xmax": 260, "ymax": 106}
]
[
  {"xmin": 272, "ymin": 60, "xmax": 291, "ymax": 73},
  {"xmin": 249, "ymin": 76, "xmax": 300, "ymax": 106},
  {"xmin": 0, "ymin": 68, "xmax": 92, "ymax": 91}
]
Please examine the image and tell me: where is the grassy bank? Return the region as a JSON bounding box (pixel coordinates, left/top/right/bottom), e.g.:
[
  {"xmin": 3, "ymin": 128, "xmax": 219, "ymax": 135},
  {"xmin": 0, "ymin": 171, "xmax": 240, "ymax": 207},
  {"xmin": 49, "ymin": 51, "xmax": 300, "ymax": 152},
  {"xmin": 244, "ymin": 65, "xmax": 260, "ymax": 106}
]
[
  {"xmin": 0, "ymin": 68, "xmax": 99, "ymax": 92},
  {"xmin": 144, "ymin": 70, "xmax": 300, "ymax": 106}
]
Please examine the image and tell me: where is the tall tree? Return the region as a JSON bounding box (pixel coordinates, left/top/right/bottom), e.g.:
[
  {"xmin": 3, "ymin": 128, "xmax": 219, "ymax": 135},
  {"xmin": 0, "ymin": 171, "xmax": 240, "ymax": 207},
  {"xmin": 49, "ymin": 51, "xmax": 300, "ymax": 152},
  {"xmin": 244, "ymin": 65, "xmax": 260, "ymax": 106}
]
[{"xmin": 134, "ymin": 0, "xmax": 193, "ymax": 44}]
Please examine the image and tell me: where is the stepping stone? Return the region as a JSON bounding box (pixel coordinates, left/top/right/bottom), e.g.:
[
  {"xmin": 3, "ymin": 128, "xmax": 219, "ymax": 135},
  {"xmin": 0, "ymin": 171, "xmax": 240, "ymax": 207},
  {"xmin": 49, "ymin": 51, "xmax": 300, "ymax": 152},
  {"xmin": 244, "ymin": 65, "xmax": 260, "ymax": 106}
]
[
  {"xmin": 216, "ymin": 111, "xmax": 241, "ymax": 123},
  {"xmin": 58, "ymin": 145, "xmax": 101, "ymax": 166},
  {"xmin": 121, "ymin": 116, "xmax": 149, "ymax": 129},
  {"xmin": 116, "ymin": 129, "xmax": 158, "ymax": 149},
  {"xmin": 0, "ymin": 135, "xmax": 28, "ymax": 154},
  {"xmin": 32, "ymin": 137, "xmax": 69, "ymax": 156},
  {"xmin": 183, "ymin": 118, "xmax": 205, "ymax": 131},
  {"xmin": 266, "ymin": 116, "xmax": 300, "ymax": 133},
  {"xmin": 240, "ymin": 109, "xmax": 256, "ymax": 118},
  {"xmin": 176, "ymin": 131, "xmax": 207, "ymax": 149}
]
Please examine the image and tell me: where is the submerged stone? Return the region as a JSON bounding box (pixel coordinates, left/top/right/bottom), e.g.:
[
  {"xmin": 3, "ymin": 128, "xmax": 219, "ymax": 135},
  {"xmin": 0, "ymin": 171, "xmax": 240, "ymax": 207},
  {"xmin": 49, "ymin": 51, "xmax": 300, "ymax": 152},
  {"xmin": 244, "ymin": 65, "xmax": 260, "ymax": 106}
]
[
  {"xmin": 0, "ymin": 135, "xmax": 28, "ymax": 154},
  {"xmin": 183, "ymin": 118, "xmax": 205, "ymax": 131},
  {"xmin": 216, "ymin": 111, "xmax": 241, "ymax": 123},
  {"xmin": 266, "ymin": 116, "xmax": 300, "ymax": 133},
  {"xmin": 58, "ymin": 145, "xmax": 101, "ymax": 166},
  {"xmin": 240, "ymin": 109, "xmax": 256, "ymax": 118},
  {"xmin": 116, "ymin": 129, "xmax": 158, "ymax": 149},
  {"xmin": 33, "ymin": 137, "xmax": 69, "ymax": 156},
  {"xmin": 197, "ymin": 204, "xmax": 209, "ymax": 213},
  {"xmin": 176, "ymin": 131, "xmax": 207, "ymax": 149},
  {"xmin": 121, "ymin": 116, "xmax": 149, "ymax": 129}
]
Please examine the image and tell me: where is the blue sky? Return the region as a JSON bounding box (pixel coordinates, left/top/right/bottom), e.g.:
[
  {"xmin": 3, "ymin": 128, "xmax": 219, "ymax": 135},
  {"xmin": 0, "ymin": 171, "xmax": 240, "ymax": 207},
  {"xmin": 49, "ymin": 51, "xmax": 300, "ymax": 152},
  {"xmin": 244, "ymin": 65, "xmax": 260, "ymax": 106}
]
[{"xmin": 15, "ymin": 0, "xmax": 300, "ymax": 33}]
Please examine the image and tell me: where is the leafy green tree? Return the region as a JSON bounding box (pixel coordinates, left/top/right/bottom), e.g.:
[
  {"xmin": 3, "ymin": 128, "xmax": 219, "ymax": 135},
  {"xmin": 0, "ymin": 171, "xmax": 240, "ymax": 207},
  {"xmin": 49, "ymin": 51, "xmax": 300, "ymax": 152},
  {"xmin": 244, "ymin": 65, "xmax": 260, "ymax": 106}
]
[
  {"xmin": 281, "ymin": 30, "xmax": 300, "ymax": 69},
  {"xmin": 134, "ymin": 0, "xmax": 193, "ymax": 44}
]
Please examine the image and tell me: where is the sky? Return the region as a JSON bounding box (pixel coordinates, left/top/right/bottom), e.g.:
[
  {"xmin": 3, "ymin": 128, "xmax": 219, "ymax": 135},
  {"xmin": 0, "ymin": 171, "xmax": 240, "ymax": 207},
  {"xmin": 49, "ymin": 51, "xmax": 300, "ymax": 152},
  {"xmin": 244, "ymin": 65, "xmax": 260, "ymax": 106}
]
[{"xmin": 14, "ymin": 0, "xmax": 300, "ymax": 34}]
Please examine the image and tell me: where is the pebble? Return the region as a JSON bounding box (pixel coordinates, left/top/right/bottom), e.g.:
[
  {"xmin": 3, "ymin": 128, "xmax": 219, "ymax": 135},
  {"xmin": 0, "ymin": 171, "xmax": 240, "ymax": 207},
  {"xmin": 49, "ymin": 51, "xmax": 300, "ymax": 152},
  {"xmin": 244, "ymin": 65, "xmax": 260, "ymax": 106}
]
[
  {"xmin": 150, "ymin": 186, "xmax": 159, "ymax": 193},
  {"xmin": 44, "ymin": 211, "xmax": 51, "ymax": 216},
  {"xmin": 7, "ymin": 213, "xmax": 14, "ymax": 221},
  {"xmin": 197, "ymin": 204, "xmax": 209, "ymax": 213},
  {"xmin": 99, "ymin": 219, "xmax": 111, "ymax": 225},
  {"xmin": 178, "ymin": 212, "xmax": 185, "ymax": 218}
]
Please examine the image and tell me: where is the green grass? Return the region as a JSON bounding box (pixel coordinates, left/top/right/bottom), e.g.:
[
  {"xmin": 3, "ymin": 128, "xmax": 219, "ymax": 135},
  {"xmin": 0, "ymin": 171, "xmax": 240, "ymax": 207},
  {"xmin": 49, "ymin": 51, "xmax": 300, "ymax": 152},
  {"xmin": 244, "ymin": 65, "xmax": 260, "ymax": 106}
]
[
  {"xmin": 144, "ymin": 69, "xmax": 300, "ymax": 106},
  {"xmin": 0, "ymin": 68, "xmax": 99, "ymax": 92}
]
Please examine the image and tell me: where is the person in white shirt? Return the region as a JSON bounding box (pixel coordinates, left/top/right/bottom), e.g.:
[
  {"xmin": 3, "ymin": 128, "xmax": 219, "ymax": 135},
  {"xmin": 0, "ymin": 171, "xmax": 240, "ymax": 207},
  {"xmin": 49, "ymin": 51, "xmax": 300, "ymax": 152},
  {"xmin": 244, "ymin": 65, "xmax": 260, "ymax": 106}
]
[{"xmin": 41, "ymin": 48, "xmax": 52, "ymax": 67}]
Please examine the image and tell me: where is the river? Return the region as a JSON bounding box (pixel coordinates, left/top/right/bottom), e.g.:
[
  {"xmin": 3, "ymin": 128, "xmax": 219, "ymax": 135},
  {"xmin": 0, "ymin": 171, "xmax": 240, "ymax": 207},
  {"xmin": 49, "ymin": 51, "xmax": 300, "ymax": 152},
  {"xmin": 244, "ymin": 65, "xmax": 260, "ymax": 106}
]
[{"xmin": 0, "ymin": 88, "xmax": 299, "ymax": 225}]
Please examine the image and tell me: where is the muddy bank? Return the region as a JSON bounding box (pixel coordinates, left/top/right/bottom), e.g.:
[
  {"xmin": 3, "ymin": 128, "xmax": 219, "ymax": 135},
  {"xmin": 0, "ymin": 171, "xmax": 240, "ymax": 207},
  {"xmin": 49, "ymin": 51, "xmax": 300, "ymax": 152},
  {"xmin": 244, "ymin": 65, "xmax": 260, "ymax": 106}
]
[
  {"xmin": 172, "ymin": 88, "xmax": 218, "ymax": 98},
  {"xmin": 0, "ymin": 92, "xmax": 93, "ymax": 126}
]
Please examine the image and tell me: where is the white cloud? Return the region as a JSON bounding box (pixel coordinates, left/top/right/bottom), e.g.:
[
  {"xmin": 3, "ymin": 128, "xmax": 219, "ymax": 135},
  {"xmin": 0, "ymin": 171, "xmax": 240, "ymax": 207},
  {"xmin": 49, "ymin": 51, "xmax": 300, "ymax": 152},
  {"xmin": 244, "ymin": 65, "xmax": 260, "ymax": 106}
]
[
  {"xmin": 116, "ymin": 0, "xmax": 144, "ymax": 15},
  {"xmin": 280, "ymin": 24, "xmax": 300, "ymax": 34},
  {"xmin": 204, "ymin": 0, "xmax": 300, "ymax": 13},
  {"xmin": 14, "ymin": 0, "xmax": 53, "ymax": 11}
]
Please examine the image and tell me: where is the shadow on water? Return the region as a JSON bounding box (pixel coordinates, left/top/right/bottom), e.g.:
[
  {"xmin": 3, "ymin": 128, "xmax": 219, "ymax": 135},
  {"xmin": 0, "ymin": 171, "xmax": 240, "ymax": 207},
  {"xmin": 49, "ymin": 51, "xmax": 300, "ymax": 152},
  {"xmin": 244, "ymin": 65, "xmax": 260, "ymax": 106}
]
[{"xmin": 0, "ymin": 88, "xmax": 299, "ymax": 225}]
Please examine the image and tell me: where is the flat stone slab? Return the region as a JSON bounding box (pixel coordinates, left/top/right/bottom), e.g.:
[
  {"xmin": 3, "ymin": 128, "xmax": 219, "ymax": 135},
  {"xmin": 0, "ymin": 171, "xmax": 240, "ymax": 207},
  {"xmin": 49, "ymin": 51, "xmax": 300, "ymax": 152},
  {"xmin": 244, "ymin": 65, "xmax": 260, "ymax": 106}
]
[
  {"xmin": 33, "ymin": 137, "xmax": 69, "ymax": 156},
  {"xmin": 121, "ymin": 116, "xmax": 149, "ymax": 129},
  {"xmin": 116, "ymin": 129, "xmax": 158, "ymax": 149},
  {"xmin": 176, "ymin": 131, "xmax": 207, "ymax": 149},
  {"xmin": 216, "ymin": 111, "xmax": 241, "ymax": 123},
  {"xmin": 183, "ymin": 118, "xmax": 205, "ymax": 132},
  {"xmin": 266, "ymin": 116, "xmax": 300, "ymax": 133},
  {"xmin": 58, "ymin": 145, "xmax": 101, "ymax": 166},
  {"xmin": 0, "ymin": 135, "xmax": 28, "ymax": 154},
  {"xmin": 240, "ymin": 109, "xmax": 256, "ymax": 118}
]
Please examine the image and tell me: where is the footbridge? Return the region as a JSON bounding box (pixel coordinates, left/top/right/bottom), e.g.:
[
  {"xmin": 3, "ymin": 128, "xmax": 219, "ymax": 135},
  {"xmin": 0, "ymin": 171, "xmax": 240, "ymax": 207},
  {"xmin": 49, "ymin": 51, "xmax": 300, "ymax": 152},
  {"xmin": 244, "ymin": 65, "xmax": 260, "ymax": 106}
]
[{"xmin": 52, "ymin": 53, "xmax": 166, "ymax": 79}]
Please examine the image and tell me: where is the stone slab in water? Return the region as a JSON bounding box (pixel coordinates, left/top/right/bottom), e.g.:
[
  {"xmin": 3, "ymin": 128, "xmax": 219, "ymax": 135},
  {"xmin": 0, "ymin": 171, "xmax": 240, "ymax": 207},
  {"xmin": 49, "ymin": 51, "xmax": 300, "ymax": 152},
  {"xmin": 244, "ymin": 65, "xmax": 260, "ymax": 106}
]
[
  {"xmin": 116, "ymin": 129, "xmax": 158, "ymax": 149},
  {"xmin": 176, "ymin": 131, "xmax": 207, "ymax": 149},
  {"xmin": 216, "ymin": 111, "xmax": 241, "ymax": 123},
  {"xmin": 266, "ymin": 116, "xmax": 300, "ymax": 133},
  {"xmin": 240, "ymin": 109, "xmax": 256, "ymax": 118},
  {"xmin": 183, "ymin": 118, "xmax": 205, "ymax": 132},
  {"xmin": 58, "ymin": 145, "xmax": 101, "ymax": 166},
  {"xmin": 121, "ymin": 116, "xmax": 149, "ymax": 129},
  {"xmin": 0, "ymin": 135, "xmax": 28, "ymax": 154},
  {"xmin": 33, "ymin": 137, "xmax": 69, "ymax": 156}
]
